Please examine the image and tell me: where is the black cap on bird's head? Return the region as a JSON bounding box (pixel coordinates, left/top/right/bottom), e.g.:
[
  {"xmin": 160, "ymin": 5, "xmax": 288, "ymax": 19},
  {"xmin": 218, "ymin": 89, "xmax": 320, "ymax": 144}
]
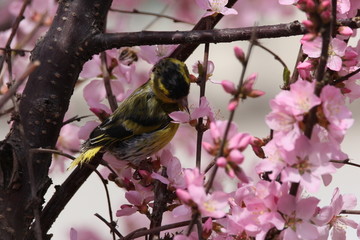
[{"xmin": 151, "ymin": 58, "xmax": 191, "ymax": 105}]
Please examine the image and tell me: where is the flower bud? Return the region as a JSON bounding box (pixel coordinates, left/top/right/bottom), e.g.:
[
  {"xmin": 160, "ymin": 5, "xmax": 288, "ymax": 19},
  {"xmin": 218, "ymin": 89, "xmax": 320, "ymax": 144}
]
[
  {"xmin": 338, "ymin": 26, "xmax": 353, "ymax": 37},
  {"xmin": 221, "ymin": 80, "xmax": 237, "ymax": 94},
  {"xmin": 234, "ymin": 46, "xmax": 246, "ymax": 64},
  {"xmin": 228, "ymin": 99, "xmax": 238, "ymax": 111}
]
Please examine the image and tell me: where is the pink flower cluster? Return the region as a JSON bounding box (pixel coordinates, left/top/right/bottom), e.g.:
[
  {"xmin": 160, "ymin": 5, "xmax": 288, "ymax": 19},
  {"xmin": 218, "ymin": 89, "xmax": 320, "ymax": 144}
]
[{"xmin": 4, "ymin": 0, "xmax": 357, "ymax": 239}]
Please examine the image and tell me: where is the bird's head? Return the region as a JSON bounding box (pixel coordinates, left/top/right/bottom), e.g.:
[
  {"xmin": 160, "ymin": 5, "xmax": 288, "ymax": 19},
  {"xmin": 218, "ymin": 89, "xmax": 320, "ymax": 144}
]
[{"xmin": 150, "ymin": 58, "xmax": 191, "ymax": 109}]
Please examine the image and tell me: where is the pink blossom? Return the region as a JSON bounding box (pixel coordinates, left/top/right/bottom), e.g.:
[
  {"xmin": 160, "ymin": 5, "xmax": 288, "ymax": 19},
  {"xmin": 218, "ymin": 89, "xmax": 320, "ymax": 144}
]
[
  {"xmin": 203, "ymin": 217, "xmax": 213, "ymax": 238},
  {"xmin": 255, "ymin": 139, "xmax": 287, "ymax": 180},
  {"xmin": 56, "ymin": 124, "xmax": 81, "ymax": 153},
  {"xmin": 302, "ymin": 37, "xmax": 347, "ymax": 71},
  {"xmin": 138, "ymin": 45, "xmax": 177, "ymax": 64},
  {"xmin": 183, "ymin": 168, "xmax": 204, "ymax": 187},
  {"xmin": 310, "ymin": 124, "xmax": 349, "ymax": 168},
  {"xmin": 348, "ymin": 0, "xmax": 360, "ymax": 17},
  {"xmin": 226, "ymin": 206, "xmax": 259, "ymax": 236},
  {"xmin": 280, "ymin": 135, "xmax": 337, "ymax": 193},
  {"xmin": 70, "ymin": 228, "xmax": 77, "ymax": 240},
  {"xmin": 169, "ymin": 96, "xmax": 214, "ymax": 124},
  {"xmin": 106, "ymin": 48, "xmax": 138, "ymax": 83},
  {"xmin": 69, "ymin": 227, "xmax": 102, "ymax": 240},
  {"xmin": 278, "ymin": 194, "xmax": 321, "ymax": 240},
  {"xmin": 279, "ymin": 0, "xmax": 298, "ymax": 5},
  {"xmin": 89, "ymin": 106, "xmax": 111, "ymax": 121},
  {"xmin": 78, "ymin": 121, "xmax": 99, "ymax": 141},
  {"xmin": 320, "ymin": 85, "xmax": 354, "ymax": 141},
  {"xmin": 297, "ymin": 60, "xmax": 313, "ymax": 80},
  {"xmin": 152, "ymin": 150, "xmax": 185, "ymax": 189},
  {"xmin": 228, "ymin": 180, "xmax": 285, "ymax": 237},
  {"xmin": 177, "ymin": 185, "xmax": 229, "ymax": 218},
  {"xmin": 192, "ymin": 60, "xmax": 215, "ymax": 80},
  {"xmin": 302, "ymin": 36, "xmax": 323, "ymax": 58},
  {"xmin": 269, "ymin": 79, "xmax": 320, "ymax": 118},
  {"xmin": 116, "ymin": 186, "xmax": 154, "ymax": 217},
  {"xmin": 343, "ymin": 67, "xmax": 360, "ymax": 102},
  {"xmin": 83, "ymin": 79, "xmax": 124, "ymax": 108},
  {"xmin": 241, "ymin": 73, "xmax": 265, "ymax": 98},
  {"xmin": 328, "ymin": 38, "xmax": 348, "ymax": 71},
  {"xmin": 51, "ymin": 124, "xmax": 81, "ymax": 172},
  {"xmin": 203, "ymin": 120, "xmax": 238, "ymax": 149},
  {"xmin": 103, "ymin": 152, "xmax": 129, "ymax": 170},
  {"xmin": 195, "ymin": 0, "xmax": 238, "ymax": 17},
  {"xmin": 266, "ymin": 79, "xmax": 320, "ymax": 151},
  {"xmin": 80, "ymin": 55, "xmax": 101, "ymax": 79},
  {"xmin": 314, "ymin": 188, "xmax": 358, "ymax": 240},
  {"xmin": 337, "ymin": 0, "xmax": 351, "ymax": 15},
  {"xmin": 342, "ymin": 47, "xmax": 358, "ymax": 67},
  {"xmin": 203, "ymin": 120, "xmax": 251, "ymax": 181},
  {"xmin": 172, "ymin": 204, "xmax": 191, "ymax": 218}
]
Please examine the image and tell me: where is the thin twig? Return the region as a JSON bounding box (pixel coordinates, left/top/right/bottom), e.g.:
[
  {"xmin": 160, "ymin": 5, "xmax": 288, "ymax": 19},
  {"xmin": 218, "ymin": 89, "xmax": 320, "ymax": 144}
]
[
  {"xmin": 331, "ymin": 0, "xmax": 337, "ymax": 37},
  {"xmin": 100, "ymin": 52, "xmax": 118, "ymax": 112},
  {"xmin": 100, "ymin": 159, "xmax": 120, "ymax": 178},
  {"xmin": 16, "ymin": 12, "xmax": 48, "ymax": 49},
  {"xmin": 330, "ymin": 159, "xmax": 360, "ymax": 168},
  {"xmin": 0, "ymin": 47, "xmax": 31, "ymax": 53},
  {"xmin": 30, "ymin": 154, "xmax": 104, "ymax": 238},
  {"xmin": 313, "ymin": 26, "xmax": 331, "ymax": 86},
  {"xmin": 290, "ymin": 1, "xmax": 334, "ymax": 198},
  {"xmin": 0, "ymin": 0, "xmax": 31, "ymax": 73},
  {"xmin": 255, "ymin": 41, "xmax": 288, "ymax": 70},
  {"xmin": 29, "ymin": 148, "xmax": 75, "ymax": 160},
  {"xmin": 189, "ymin": 42, "xmax": 211, "ymax": 238},
  {"xmin": 289, "ymin": 45, "xmax": 306, "ymax": 85},
  {"xmin": 94, "ymin": 213, "xmax": 123, "ymax": 239},
  {"xmin": 110, "ymin": 8, "xmax": 194, "ymax": 25},
  {"xmin": 205, "ymin": 27, "xmax": 258, "ymax": 194},
  {"xmin": 186, "ymin": 212, "xmax": 200, "ymax": 237},
  {"xmin": 143, "ymin": 4, "xmax": 169, "ymax": 30},
  {"xmin": 340, "ymin": 210, "xmax": 360, "ymax": 215},
  {"xmin": 0, "ymin": 106, "xmax": 14, "ymax": 116},
  {"xmin": 149, "ymin": 167, "xmax": 170, "ymax": 240},
  {"xmin": 62, "ymin": 115, "xmax": 91, "ymax": 126},
  {"xmin": 92, "ymin": 169, "xmax": 118, "ymax": 240},
  {"xmin": 0, "ymin": 61, "xmax": 41, "ymax": 110},
  {"xmin": 123, "ymin": 216, "xmax": 210, "ymax": 240},
  {"xmin": 332, "ymin": 67, "xmax": 360, "ymax": 84},
  {"xmin": 28, "ymin": 152, "xmax": 44, "ymax": 240},
  {"xmin": 196, "ymin": 218, "xmax": 203, "ymax": 240},
  {"xmin": 195, "ymin": 43, "xmax": 210, "ymax": 169}
]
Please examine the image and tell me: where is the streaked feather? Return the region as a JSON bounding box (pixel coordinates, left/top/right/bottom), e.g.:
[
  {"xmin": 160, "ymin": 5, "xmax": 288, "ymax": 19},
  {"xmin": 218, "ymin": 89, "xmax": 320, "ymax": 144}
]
[{"xmin": 69, "ymin": 58, "xmax": 190, "ymax": 168}]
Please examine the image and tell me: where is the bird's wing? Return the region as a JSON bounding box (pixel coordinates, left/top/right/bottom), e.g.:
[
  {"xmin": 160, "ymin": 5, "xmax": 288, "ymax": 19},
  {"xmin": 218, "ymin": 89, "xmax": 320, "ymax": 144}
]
[{"xmin": 88, "ymin": 86, "xmax": 173, "ymax": 148}]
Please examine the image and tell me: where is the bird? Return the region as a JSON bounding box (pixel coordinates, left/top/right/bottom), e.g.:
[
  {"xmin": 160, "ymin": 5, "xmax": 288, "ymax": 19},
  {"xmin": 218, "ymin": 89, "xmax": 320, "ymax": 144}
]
[{"xmin": 68, "ymin": 58, "xmax": 191, "ymax": 169}]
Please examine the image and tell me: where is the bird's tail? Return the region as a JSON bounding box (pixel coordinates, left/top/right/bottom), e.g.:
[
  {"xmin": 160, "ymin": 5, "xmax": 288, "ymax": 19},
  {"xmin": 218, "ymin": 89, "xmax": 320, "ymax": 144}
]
[{"xmin": 68, "ymin": 146, "xmax": 103, "ymax": 170}]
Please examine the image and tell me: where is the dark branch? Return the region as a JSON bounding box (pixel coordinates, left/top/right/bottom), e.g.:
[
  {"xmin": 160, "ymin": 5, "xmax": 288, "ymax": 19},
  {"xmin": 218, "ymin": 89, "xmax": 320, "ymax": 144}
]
[
  {"xmin": 91, "ymin": 20, "xmax": 305, "ymax": 51},
  {"xmin": 26, "ymin": 155, "xmax": 103, "ymax": 240},
  {"xmin": 90, "ymin": 18, "xmax": 360, "ymax": 57}
]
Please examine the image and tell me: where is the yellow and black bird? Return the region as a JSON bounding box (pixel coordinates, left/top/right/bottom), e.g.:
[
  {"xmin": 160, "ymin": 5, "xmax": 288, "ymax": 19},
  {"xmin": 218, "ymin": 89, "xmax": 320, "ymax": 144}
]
[{"xmin": 69, "ymin": 58, "xmax": 191, "ymax": 169}]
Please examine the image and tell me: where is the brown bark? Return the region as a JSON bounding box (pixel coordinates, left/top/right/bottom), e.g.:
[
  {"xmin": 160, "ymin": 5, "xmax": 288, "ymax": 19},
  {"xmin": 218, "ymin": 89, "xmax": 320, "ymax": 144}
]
[{"xmin": 0, "ymin": 0, "xmax": 111, "ymax": 239}]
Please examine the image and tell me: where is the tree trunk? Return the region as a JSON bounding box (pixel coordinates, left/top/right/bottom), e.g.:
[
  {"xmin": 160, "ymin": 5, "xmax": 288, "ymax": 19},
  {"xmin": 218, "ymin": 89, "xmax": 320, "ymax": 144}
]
[{"xmin": 0, "ymin": 0, "xmax": 111, "ymax": 239}]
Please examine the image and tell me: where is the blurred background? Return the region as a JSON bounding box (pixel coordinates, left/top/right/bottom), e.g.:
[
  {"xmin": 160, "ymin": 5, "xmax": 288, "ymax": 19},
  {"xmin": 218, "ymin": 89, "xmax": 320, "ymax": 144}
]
[{"xmin": 1, "ymin": 0, "xmax": 360, "ymax": 239}]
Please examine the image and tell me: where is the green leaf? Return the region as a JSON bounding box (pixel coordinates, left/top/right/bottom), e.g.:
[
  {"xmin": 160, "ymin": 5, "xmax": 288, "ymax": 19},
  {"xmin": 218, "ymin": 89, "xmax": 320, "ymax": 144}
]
[{"xmin": 283, "ymin": 67, "xmax": 291, "ymax": 87}]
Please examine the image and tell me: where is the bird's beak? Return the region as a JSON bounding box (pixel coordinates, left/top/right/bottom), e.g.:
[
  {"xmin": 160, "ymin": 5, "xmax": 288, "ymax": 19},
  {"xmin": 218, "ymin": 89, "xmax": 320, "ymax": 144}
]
[{"xmin": 179, "ymin": 97, "xmax": 189, "ymax": 113}]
